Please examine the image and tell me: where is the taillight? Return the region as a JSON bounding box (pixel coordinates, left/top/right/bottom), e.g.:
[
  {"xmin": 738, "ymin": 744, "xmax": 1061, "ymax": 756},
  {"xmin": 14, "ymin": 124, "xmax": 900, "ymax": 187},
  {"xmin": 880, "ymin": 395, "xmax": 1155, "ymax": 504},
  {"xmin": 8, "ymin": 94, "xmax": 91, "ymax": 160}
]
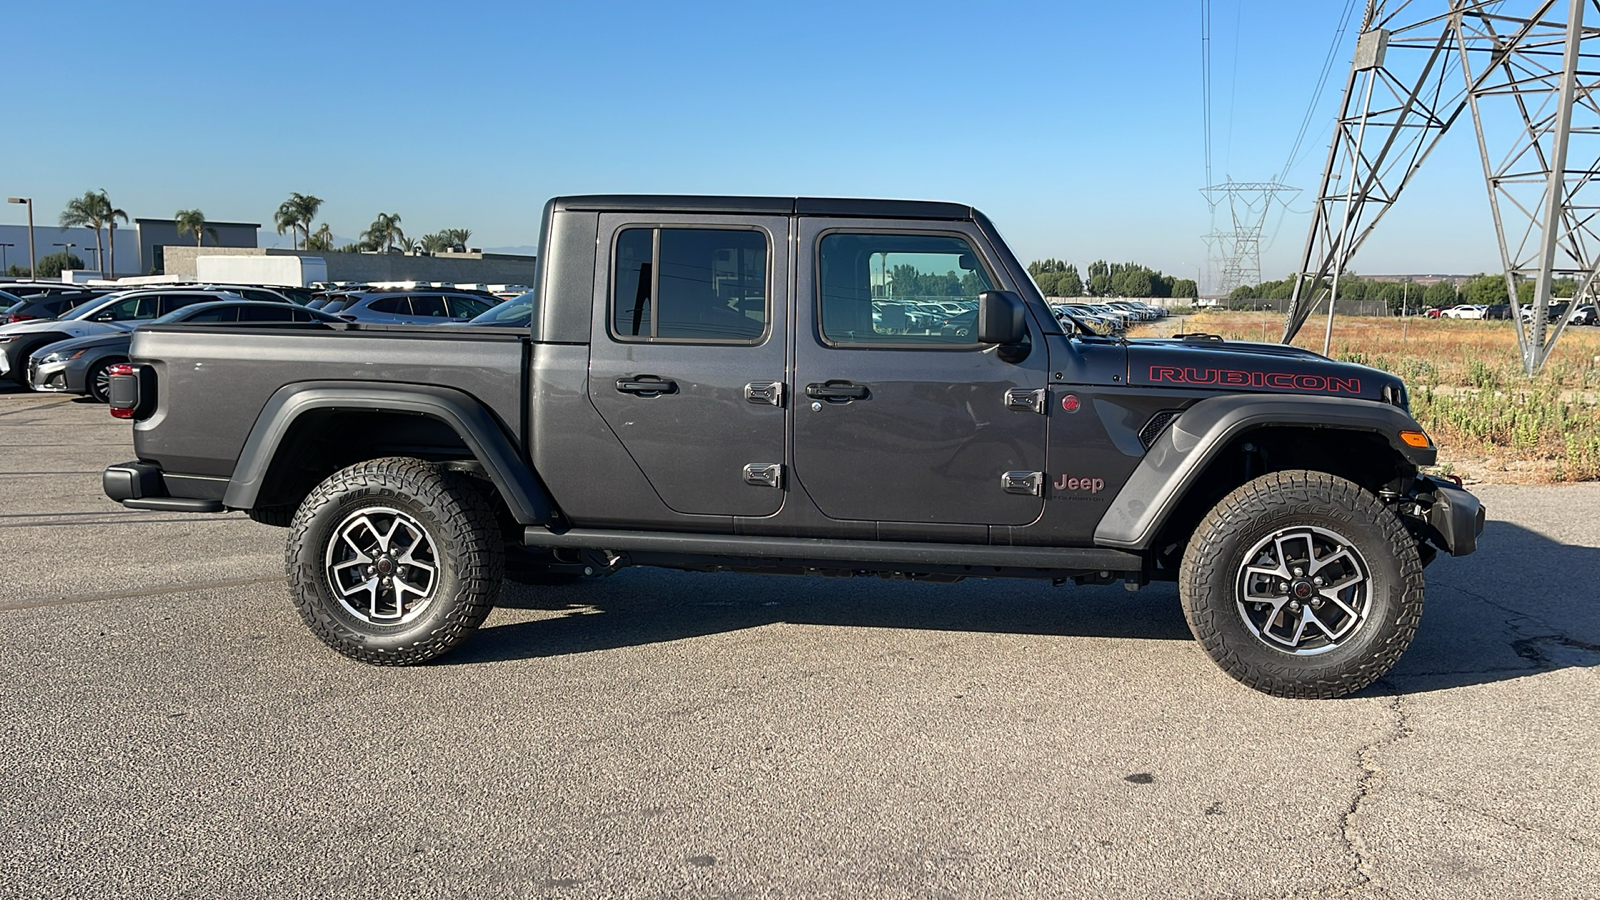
[{"xmin": 108, "ymin": 363, "xmax": 139, "ymax": 418}]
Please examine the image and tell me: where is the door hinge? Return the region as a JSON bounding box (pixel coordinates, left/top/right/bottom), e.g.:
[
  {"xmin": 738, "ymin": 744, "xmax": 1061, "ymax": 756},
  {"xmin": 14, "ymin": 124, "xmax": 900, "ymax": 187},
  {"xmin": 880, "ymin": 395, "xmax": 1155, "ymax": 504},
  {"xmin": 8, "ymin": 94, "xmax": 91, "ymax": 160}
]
[
  {"xmin": 744, "ymin": 381, "xmax": 784, "ymax": 406},
  {"xmin": 1000, "ymin": 470, "xmax": 1044, "ymax": 496},
  {"xmin": 743, "ymin": 463, "xmax": 783, "ymax": 488},
  {"xmin": 1005, "ymin": 388, "xmax": 1047, "ymax": 414}
]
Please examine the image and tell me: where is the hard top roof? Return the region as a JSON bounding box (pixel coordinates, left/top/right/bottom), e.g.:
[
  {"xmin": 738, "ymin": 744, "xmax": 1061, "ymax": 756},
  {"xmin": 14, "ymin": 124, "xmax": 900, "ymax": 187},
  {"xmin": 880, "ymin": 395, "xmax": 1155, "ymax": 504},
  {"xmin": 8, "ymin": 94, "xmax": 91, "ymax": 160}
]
[{"xmin": 549, "ymin": 195, "xmax": 977, "ymax": 220}]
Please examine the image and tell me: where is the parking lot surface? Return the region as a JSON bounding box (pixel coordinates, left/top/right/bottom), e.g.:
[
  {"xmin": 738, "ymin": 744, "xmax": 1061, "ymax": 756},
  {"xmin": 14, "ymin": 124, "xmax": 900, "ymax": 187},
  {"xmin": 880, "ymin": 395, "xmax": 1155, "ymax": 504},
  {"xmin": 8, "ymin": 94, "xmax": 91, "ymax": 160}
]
[{"xmin": 2, "ymin": 385, "xmax": 1597, "ymax": 899}]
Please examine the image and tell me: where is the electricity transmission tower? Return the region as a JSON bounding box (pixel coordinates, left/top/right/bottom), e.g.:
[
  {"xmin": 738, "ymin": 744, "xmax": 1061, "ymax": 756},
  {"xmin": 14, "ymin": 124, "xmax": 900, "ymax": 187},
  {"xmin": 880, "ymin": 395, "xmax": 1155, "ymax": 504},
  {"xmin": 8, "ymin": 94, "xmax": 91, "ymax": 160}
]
[
  {"xmin": 1202, "ymin": 179, "xmax": 1300, "ymax": 296},
  {"xmin": 1284, "ymin": 0, "xmax": 1600, "ymax": 374}
]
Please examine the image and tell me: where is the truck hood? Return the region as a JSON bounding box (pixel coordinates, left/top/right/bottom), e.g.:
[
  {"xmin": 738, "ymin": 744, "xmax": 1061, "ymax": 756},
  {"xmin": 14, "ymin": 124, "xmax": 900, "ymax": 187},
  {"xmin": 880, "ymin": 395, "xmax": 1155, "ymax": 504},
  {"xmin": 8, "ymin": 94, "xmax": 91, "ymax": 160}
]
[{"xmin": 1126, "ymin": 337, "xmax": 1406, "ymax": 405}]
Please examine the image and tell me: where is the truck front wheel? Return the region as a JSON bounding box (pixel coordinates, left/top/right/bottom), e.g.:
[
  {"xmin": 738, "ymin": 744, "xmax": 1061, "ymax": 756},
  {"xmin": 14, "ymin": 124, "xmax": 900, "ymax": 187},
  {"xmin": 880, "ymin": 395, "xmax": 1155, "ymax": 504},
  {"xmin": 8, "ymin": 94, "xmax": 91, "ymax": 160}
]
[
  {"xmin": 285, "ymin": 457, "xmax": 503, "ymax": 665},
  {"xmin": 1178, "ymin": 470, "xmax": 1424, "ymax": 699}
]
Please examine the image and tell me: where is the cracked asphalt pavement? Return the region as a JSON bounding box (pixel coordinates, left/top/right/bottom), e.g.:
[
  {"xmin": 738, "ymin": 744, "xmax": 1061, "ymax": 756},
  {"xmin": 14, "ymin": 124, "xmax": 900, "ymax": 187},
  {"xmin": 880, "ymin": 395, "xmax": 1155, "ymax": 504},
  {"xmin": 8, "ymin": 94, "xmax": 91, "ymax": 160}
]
[{"xmin": 1, "ymin": 386, "xmax": 1597, "ymax": 898}]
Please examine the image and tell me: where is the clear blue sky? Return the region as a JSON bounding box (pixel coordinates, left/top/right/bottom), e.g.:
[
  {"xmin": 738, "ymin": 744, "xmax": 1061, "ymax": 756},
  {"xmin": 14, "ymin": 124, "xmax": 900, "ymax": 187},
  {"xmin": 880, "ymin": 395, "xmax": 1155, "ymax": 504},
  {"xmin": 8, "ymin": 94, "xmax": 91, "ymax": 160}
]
[{"xmin": 3, "ymin": 1, "xmax": 1503, "ymax": 286}]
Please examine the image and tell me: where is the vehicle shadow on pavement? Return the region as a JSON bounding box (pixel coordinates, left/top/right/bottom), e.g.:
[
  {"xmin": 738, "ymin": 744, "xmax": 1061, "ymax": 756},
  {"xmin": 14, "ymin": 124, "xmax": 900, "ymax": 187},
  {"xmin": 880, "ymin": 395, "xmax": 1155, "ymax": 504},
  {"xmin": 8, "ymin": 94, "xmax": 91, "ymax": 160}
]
[
  {"xmin": 456, "ymin": 521, "xmax": 1600, "ymax": 695},
  {"xmin": 1374, "ymin": 520, "xmax": 1600, "ymax": 696},
  {"xmin": 450, "ymin": 571, "xmax": 1194, "ymax": 666}
]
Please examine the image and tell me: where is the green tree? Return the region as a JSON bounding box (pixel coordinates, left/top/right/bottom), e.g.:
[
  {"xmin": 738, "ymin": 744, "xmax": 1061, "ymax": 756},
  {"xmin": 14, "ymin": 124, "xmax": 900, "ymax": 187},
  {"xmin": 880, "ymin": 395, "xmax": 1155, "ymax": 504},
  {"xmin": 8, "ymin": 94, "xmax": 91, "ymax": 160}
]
[
  {"xmin": 1059, "ymin": 264, "xmax": 1083, "ymax": 297},
  {"xmin": 305, "ymin": 223, "xmax": 335, "ymax": 251},
  {"xmin": 1460, "ymin": 274, "xmax": 1507, "ymax": 306},
  {"xmin": 419, "ymin": 232, "xmax": 450, "ymax": 255},
  {"xmin": 274, "ymin": 192, "xmax": 323, "ymax": 250},
  {"xmin": 174, "ymin": 208, "xmax": 217, "ymax": 246},
  {"xmin": 1112, "ymin": 267, "xmax": 1153, "ymax": 298},
  {"xmin": 1171, "ymin": 278, "xmax": 1198, "ymax": 298},
  {"xmin": 59, "ymin": 189, "xmax": 127, "ymax": 277},
  {"xmin": 442, "ymin": 228, "xmax": 472, "ymax": 251},
  {"xmin": 35, "ymin": 251, "xmax": 84, "ymax": 278},
  {"xmin": 361, "ymin": 212, "xmax": 404, "ymax": 253},
  {"xmin": 1034, "ymin": 271, "xmax": 1062, "ymax": 296},
  {"xmin": 1422, "ymin": 280, "xmax": 1459, "ymax": 309}
]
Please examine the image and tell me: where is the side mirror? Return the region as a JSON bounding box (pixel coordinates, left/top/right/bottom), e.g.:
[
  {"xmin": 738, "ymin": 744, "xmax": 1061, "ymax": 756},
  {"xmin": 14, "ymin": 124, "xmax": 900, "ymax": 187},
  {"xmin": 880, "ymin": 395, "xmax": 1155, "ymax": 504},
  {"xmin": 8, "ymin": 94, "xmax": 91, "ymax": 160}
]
[{"xmin": 977, "ymin": 290, "xmax": 1027, "ymax": 345}]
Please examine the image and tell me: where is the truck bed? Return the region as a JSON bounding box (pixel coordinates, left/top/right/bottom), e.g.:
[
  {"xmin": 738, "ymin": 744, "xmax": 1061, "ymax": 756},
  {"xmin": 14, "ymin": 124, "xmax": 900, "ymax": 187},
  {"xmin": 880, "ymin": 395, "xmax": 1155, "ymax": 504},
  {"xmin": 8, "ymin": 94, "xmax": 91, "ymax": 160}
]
[{"xmin": 128, "ymin": 323, "xmax": 527, "ymax": 478}]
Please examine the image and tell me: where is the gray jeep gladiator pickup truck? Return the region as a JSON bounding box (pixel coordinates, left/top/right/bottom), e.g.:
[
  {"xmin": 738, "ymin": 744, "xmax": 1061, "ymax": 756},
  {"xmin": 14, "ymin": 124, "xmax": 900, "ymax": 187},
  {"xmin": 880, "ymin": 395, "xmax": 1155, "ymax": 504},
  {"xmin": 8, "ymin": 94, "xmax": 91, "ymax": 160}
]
[{"xmin": 102, "ymin": 195, "xmax": 1483, "ymax": 698}]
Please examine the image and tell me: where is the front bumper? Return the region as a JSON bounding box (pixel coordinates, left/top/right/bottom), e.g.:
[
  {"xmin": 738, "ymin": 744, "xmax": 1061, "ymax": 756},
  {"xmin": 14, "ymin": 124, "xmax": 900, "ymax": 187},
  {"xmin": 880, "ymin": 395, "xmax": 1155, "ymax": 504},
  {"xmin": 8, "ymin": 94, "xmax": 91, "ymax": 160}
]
[
  {"xmin": 103, "ymin": 461, "xmax": 224, "ymax": 513},
  {"xmin": 27, "ymin": 358, "xmax": 73, "ymax": 393},
  {"xmin": 1417, "ymin": 475, "xmax": 1485, "ymax": 556}
]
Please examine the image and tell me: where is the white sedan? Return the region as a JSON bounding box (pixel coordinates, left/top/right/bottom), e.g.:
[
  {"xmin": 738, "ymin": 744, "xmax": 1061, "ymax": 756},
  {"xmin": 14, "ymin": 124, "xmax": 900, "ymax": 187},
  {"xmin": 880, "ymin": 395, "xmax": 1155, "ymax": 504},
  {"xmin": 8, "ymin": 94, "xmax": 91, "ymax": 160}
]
[{"xmin": 1441, "ymin": 304, "xmax": 1488, "ymax": 319}]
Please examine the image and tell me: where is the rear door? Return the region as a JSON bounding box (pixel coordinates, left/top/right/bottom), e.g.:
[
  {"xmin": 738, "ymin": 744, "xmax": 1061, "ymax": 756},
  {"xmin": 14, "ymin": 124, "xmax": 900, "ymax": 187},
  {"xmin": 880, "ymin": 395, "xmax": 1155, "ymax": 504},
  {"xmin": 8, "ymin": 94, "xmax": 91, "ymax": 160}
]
[
  {"xmin": 791, "ymin": 219, "xmax": 1050, "ymax": 525},
  {"xmin": 587, "ymin": 213, "xmax": 789, "ymax": 517}
]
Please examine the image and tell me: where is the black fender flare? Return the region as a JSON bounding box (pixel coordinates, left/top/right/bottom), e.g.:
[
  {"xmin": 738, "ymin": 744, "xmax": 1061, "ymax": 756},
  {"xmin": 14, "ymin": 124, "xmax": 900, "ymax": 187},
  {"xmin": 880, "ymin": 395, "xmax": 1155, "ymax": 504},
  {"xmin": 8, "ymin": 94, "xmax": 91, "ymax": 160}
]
[
  {"xmin": 221, "ymin": 381, "xmax": 555, "ymax": 525},
  {"xmin": 1093, "ymin": 393, "xmax": 1434, "ymax": 550}
]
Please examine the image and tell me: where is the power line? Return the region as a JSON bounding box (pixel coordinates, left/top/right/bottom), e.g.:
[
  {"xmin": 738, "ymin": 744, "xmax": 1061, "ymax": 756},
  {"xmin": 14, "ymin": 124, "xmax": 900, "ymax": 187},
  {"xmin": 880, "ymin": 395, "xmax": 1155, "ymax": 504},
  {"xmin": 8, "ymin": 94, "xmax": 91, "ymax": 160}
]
[
  {"xmin": 1278, "ymin": 0, "xmax": 1362, "ymax": 186},
  {"xmin": 1201, "ymin": 0, "xmax": 1214, "ymax": 192}
]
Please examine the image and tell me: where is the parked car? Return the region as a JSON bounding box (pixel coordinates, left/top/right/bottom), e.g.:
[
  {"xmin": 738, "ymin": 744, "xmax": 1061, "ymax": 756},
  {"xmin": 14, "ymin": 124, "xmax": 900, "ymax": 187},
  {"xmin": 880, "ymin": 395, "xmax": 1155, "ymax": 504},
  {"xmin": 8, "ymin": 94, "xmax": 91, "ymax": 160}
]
[
  {"xmin": 1441, "ymin": 304, "xmax": 1488, "ymax": 319},
  {"xmin": 28, "ymin": 300, "xmax": 341, "ymax": 402},
  {"xmin": 325, "ymin": 290, "xmax": 494, "ymax": 324},
  {"xmin": 0, "ymin": 290, "xmax": 103, "ymax": 325},
  {"xmin": 1566, "ymin": 303, "xmax": 1597, "ymax": 325},
  {"xmin": 0, "ymin": 289, "xmax": 250, "ymax": 384},
  {"xmin": 462, "ymin": 291, "xmax": 535, "ymax": 327}
]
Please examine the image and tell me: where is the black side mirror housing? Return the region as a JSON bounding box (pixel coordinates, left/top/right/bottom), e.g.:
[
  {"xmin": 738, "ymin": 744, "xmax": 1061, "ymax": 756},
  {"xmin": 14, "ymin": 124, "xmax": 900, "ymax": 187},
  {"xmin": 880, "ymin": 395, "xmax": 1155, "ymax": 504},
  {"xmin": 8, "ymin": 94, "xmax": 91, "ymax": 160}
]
[{"xmin": 977, "ymin": 290, "xmax": 1028, "ymax": 345}]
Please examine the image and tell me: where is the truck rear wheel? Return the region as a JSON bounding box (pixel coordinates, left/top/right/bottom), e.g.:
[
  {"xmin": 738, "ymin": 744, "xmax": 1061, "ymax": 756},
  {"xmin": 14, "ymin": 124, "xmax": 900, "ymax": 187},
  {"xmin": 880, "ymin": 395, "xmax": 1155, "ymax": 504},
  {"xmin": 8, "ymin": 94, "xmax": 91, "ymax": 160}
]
[
  {"xmin": 285, "ymin": 457, "xmax": 503, "ymax": 665},
  {"xmin": 1178, "ymin": 470, "xmax": 1423, "ymax": 699}
]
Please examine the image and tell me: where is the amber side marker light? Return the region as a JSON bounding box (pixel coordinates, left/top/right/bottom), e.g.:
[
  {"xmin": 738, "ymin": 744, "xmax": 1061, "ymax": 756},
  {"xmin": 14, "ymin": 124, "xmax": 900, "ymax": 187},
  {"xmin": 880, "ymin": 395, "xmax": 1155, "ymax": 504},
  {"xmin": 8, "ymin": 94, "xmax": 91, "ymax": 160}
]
[{"xmin": 1399, "ymin": 430, "xmax": 1432, "ymax": 448}]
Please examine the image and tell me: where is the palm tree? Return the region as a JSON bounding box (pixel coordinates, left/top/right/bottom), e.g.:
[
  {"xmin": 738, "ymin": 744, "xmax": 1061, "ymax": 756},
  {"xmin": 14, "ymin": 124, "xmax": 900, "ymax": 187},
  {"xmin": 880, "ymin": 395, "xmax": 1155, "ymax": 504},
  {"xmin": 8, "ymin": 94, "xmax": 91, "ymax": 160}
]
[
  {"xmin": 444, "ymin": 228, "xmax": 472, "ymax": 252},
  {"xmin": 419, "ymin": 232, "xmax": 450, "ymax": 255},
  {"xmin": 361, "ymin": 212, "xmax": 404, "ymax": 253},
  {"xmin": 305, "ymin": 223, "xmax": 335, "ymax": 252},
  {"xmin": 174, "ymin": 209, "xmax": 217, "ymax": 246},
  {"xmin": 274, "ymin": 192, "xmax": 322, "ymax": 250},
  {"xmin": 396, "ymin": 235, "xmax": 418, "ymax": 254},
  {"xmin": 59, "ymin": 189, "xmax": 127, "ymax": 278}
]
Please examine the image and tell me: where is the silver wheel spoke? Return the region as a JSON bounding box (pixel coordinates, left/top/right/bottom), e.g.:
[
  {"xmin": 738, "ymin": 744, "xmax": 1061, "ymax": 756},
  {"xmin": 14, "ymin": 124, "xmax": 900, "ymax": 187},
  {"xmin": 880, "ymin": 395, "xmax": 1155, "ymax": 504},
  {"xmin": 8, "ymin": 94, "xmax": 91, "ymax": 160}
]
[
  {"xmin": 1236, "ymin": 524, "xmax": 1372, "ymax": 657},
  {"xmin": 324, "ymin": 506, "xmax": 439, "ymax": 627},
  {"xmin": 1309, "ymin": 547, "xmax": 1355, "ymax": 578}
]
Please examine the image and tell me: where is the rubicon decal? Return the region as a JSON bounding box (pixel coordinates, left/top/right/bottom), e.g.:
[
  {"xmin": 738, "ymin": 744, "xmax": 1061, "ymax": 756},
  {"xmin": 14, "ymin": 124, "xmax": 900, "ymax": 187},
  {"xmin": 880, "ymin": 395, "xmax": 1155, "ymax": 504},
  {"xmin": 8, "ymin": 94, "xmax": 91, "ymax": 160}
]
[
  {"xmin": 1148, "ymin": 366, "xmax": 1361, "ymax": 395},
  {"xmin": 1053, "ymin": 474, "xmax": 1105, "ymax": 493}
]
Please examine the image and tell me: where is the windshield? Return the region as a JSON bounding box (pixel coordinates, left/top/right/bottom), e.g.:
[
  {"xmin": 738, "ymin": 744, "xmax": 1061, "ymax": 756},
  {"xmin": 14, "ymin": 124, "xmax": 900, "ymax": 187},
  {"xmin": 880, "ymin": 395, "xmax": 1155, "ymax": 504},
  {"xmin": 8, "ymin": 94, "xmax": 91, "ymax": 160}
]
[
  {"xmin": 468, "ymin": 291, "xmax": 534, "ymax": 326},
  {"xmin": 62, "ymin": 292, "xmax": 130, "ymax": 320}
]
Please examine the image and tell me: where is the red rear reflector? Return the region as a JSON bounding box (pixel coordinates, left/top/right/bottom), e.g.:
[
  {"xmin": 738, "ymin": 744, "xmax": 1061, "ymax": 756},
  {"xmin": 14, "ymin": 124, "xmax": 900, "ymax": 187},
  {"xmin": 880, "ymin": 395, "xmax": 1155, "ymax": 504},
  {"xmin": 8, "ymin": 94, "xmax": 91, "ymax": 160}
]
[{"xmin": 108, "ymin": 364, "xmax": 138, "ymax": 418}]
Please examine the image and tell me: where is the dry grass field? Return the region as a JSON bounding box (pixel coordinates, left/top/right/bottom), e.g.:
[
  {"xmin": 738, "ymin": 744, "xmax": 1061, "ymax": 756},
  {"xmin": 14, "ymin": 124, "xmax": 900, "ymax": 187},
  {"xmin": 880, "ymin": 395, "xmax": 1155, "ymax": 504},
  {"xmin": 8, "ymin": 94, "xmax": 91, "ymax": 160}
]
[{"xmin": 1126, "ymin": 311, "xmax": 1600, "ymax": 484}]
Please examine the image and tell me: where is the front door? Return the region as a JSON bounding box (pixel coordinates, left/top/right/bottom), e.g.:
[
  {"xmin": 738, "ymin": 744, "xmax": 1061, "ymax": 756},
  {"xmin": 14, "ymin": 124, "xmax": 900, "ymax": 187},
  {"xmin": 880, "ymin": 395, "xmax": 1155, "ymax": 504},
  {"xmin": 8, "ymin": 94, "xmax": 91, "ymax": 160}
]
[
  {"xmin": 791, "ymin": 219, "xmax": 1050, "ymax": 525},
  {"xmin": 587, "ymin": 213, "xmax": 790, "ymax": 518}
]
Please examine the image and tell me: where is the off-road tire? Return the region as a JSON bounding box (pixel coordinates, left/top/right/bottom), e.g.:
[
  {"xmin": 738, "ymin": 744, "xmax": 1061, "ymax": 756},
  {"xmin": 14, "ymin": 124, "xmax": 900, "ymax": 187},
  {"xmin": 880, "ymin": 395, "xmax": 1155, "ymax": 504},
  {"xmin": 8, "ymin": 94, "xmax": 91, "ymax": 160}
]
[
  {"xmin": 285, "ymin": 457, "xmax": 503, "ymax": 665},
  {"xmin": 1179, "ymin": 470, "xmax": 1424, "ymax": 699}
]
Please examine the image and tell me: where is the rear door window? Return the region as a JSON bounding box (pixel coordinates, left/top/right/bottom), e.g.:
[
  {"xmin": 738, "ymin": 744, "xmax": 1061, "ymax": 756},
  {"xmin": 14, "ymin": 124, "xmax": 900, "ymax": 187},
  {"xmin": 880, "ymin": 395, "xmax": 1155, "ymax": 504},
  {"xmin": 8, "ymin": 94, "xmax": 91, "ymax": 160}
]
[
  {"xmin": 366, "ymin": 296, "xmax": 409, "ymax": 314},
  {"xmin": 445, "ymin": 295, "xmax": 490, "ymax": 318},
  {"xmin": 239, "ymin": 305, "xmax": 298, "ymax": 322},
  {"xmin": 409, "ymin": 295, "xmax": 449, "ymax": 317},
  {"xmin": 158, "ymin": 294, "xmax": 216, "ymax": 316},
  {"xmin": 182, "ymin": 306, "xmax": 240, "ymax": 323},
  {"xmin": 612, "ymin": 227, "xmax": 767, "ymax": 342}
]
